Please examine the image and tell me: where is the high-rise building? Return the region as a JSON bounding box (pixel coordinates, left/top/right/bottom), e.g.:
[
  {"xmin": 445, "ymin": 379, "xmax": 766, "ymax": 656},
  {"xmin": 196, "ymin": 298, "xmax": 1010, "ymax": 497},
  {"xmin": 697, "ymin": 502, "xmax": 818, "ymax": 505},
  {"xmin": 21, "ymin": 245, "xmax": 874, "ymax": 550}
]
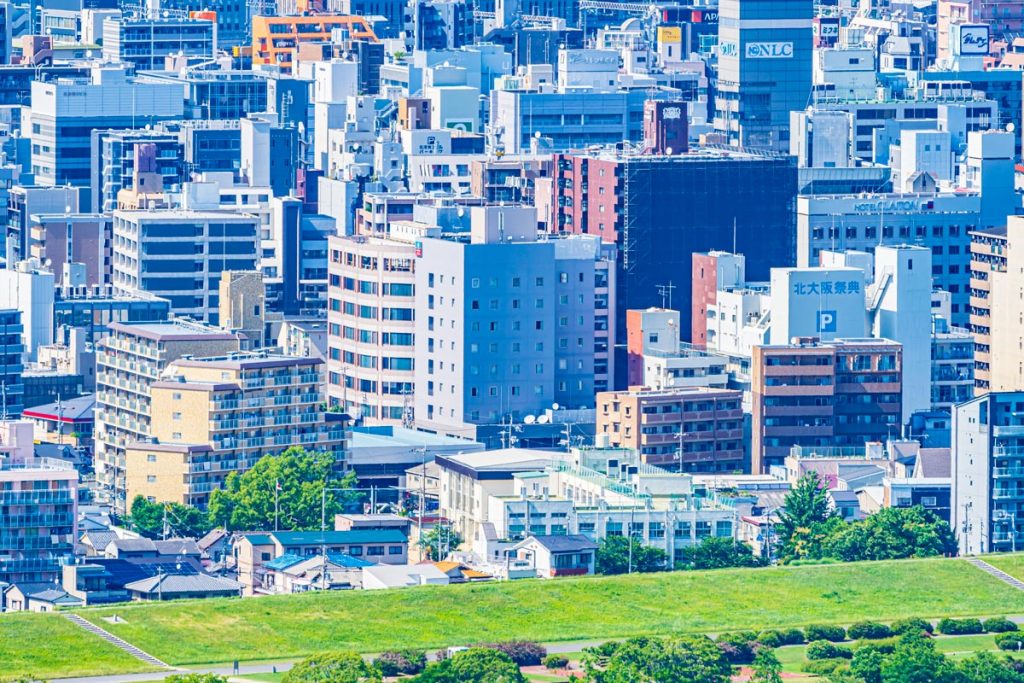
[
  {"xmin": 102, "ymin": 14, "xmax": 215, "ymax": 70},
  {"xmin": 94, "ymin": 320, "xmax": 242, "ymax": 509},
  {"xmin": 0, "ymin": 310, "xmax": 24, "ymax": 418},
  {"xmin": 596, "ymin": 386, "xmax": 745, "ymax": 472},
  {"xmin": 28, "ymin": 64, "xmax": 184, "ymax": 204},
  {"xmin": 111, "ymin": 209, "xmax": 259, "ymax": 324},
  {"xmin": 751, "ymin": 338, "xmax": 903, "ymax": 473},
  {"xmin": 125, "ymin": 353, "xmax": 345, "ymax": 507},
  {"xmin": 715, "ymin": 0, "xmax": 813, "ymax": 151},
  {"xmin": 413, "ymin": 207, "xmax": 615, "ymax": 433},
  {"xmin": 251, "ymin": 15, "xmax": 377, "ymax": 74},
  {"xmin": 0, "ymin": 422, "xmax": 77, "ymax": 585},
  {"xmin": 552, "ymin": 149, "xmax": 797, "ymax": 385},
  {"xmin": 0, "ymin": 260, "xmax": 54, "ymax": 363},
  {"xmin": 969, "ymin": 216, "xmax": 1024, "ymax": 394},
  {"xmin": 327, "ymin": 231, "xmax": 418, "ymax": 424},
  {"xmin": 952, "ymin": 390, "xmax": 1024, "ymax": 555},
  {"xmin": 90, "ymin": 131, "xmax": 183, "ymax": 214}
]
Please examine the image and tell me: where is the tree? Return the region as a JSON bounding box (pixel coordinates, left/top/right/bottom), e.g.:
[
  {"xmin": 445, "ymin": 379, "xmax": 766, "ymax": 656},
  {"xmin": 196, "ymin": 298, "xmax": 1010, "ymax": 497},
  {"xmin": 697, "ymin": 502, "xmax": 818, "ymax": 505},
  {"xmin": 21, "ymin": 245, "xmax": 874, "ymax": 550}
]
[
  {"xmin": 750, "ymin": 649, "xmax": 783, "ymax": 683},
  {"xmin": 208, "ymin": 447, "xmax": 361, "ymax": 531},
  {"xmin": 595, "ymin": 535, "xmax": 668, "ymax": 575},
  {"xmin": 822, "ymin": 506, "xmax": 957, "ymax": 562},
  {"xmin": 584, "ymin": 636, "xmax": 732, "ymax": 683},
  {"xmin": 776, "ymin": 472, "xmax": 836, "ymax": 561},
  {"xmin": 420, "ymin": 523, "xmax": 463, "ymax": 561},
  {"xmin": 129, "ymin": 496, "xmax": 212, "ymax": 539},
  {"xmin": 848, "ymin": 646, "xmax": 885, "ymax": 683},
  {"xmin": 413, "ymin": 648, "xmax": 526, "ymax": 683},
  {"xmin": 677, "ymin": 536, "xmax": 763, "ymax": 570},
  {"xmin": 283, "ymin": 652, "xmax": 381, "ymax": 683},
  {"xmin": 879, "ymin": 634, "xmax": 959, "ymax": 683},
  {"xmin": 957, "ymin": 652, "xmax": 1024, "ymax": 683}
]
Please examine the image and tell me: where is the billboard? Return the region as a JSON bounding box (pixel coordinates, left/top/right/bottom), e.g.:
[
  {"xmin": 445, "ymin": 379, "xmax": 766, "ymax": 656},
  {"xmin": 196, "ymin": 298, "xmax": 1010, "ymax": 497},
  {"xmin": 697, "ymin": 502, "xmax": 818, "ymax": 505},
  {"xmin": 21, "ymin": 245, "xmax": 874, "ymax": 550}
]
[
  {"xmin": 956, "ymin": 24, "xmax": 990, "ymax": 56},
  {"xmin": 745, "ymin": 42, "xmax": 794, "ymax": 59}
]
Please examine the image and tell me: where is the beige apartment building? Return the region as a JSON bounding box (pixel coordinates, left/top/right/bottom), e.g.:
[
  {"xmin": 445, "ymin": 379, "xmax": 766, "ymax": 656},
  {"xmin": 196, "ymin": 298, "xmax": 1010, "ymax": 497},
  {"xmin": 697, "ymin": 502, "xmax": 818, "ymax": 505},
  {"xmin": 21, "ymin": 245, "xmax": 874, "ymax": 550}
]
[
  {"xmin": 970, "ymin": 218, "xmax": 1024, "ymax": 394},
  {"xmin": 125, "ymin": 352, "xmax": 345, "ymax": 507},
  {"xmin": 95, "ymin": 320, "xmax": 243, "ymax": 511},
  {"xmin": 595, "ymin": 386, "xmax": 745, "ymax": 472}
]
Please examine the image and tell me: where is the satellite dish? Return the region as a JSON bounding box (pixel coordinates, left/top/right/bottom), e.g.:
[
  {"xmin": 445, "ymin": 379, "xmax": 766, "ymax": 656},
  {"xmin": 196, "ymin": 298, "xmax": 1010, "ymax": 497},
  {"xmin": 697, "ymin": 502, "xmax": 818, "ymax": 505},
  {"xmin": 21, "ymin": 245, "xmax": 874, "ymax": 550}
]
[
  {"xmin": 1009, "ymin": 123, "xmax": 1016, "ymax": 133},
  {"xmin": 523, "ymin": 414, "xmax": 536, "ymax": 425},
  {"xmin": 537, "ymin": 415, "xmax": 550, "ymax": 424},
  {"xmin": 552, "ymin": 403, "xmax": 560, "ymax": 411}
]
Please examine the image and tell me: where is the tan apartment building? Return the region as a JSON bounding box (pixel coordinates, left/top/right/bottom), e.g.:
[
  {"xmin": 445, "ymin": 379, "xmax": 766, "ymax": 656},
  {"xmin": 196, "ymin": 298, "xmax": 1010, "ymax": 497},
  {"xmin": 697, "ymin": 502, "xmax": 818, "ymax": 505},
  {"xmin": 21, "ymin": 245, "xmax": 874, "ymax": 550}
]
[
  {"xmin": 970, "ymin": 218, "xmax": 1024, "ymax": 394},
  {"xmin": 751, "ymin": 338, "xmax": 902, "ymax": 474},
  {"xmin": 95, "ymin": 321, "xmax": 243, "ymax": 511},
  {"xmin": 595, "ymin": 386, "xmax": 744, "ymax": 472},
  {"xmin": 125, "ymin": 352, "xmax": 345, "ymax": 507}
]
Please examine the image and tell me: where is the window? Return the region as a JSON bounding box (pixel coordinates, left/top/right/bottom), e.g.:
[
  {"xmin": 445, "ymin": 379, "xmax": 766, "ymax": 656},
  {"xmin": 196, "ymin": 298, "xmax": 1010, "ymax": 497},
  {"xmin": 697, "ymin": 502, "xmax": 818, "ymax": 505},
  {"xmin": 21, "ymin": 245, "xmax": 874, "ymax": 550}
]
[
  {"xmin": 366, "ymin": 546, "xmax": 385, "ymax": 556},
  {"xmin": 147, "ymin": 454, "xmax": 157, "ymax": 462},
  {"xmin": 388, "ymin": 545, "xmax": 404, "ymax": 555},
  {"xmin": 147, "ymin": 475, "xmax": 157, "ymax": 483}
]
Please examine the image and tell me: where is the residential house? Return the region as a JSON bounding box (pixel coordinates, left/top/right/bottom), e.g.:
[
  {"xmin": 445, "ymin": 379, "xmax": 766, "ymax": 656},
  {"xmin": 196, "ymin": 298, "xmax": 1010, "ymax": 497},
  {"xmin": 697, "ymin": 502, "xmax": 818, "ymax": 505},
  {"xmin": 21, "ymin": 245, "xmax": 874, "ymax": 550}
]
[
  {"xmin": 362, "ymin": 564, "xmax": 451, "ymax": 590},
  {"xmin": 512, "ymin": 535, "xmax": 598, "ymax": 578}
]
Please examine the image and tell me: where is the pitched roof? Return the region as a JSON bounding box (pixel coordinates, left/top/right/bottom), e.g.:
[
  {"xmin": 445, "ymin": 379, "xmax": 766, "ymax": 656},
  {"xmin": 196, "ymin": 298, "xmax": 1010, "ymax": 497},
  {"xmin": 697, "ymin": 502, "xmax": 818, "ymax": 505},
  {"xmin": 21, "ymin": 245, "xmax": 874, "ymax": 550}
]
[
  {"xmin": 242, "ymin": 534, "xmax": 273, "ymax": 546},
  {"xmin": 914, "ymin": 448, "xmax": 952, "ymax": 479},
  {"xmin": 108, "ymin": 538, "xmax": 158, "ymax": 553},
  {"xmin": 154, "ymin": 539, "xmax": 202, "ymax": 556},
  {"xmin": 124, "ymin": 573, "xmax": 242, "ymax": 595},
  {"xmin": 22, "ymin": 394, "xmax": 96, "ymax": 422},
  {"xmin": 197, "ymin": 528, "xmax": 228, "ymax": 551},
  {"xmin": 517, "ymin": 534, "xmax": 598, "ymax": 553}
]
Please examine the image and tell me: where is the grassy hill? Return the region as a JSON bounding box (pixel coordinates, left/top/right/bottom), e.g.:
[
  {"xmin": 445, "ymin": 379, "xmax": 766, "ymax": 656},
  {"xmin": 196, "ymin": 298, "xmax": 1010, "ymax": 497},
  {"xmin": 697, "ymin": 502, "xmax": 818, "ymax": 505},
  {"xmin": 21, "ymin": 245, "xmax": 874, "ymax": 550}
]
[{"xmin": 8, "ymin": 556, "xmax": 1024, "ymax": 678}]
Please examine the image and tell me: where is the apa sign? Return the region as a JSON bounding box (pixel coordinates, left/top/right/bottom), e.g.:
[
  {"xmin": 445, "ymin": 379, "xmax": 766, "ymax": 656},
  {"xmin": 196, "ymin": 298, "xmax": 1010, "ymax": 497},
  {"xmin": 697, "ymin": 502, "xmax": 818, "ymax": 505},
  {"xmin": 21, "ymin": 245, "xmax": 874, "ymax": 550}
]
[
  {"xmin": 745, "ymin": 42, "xmax": 794, "ymax": 59},
  {"xmin": 958, "ymin": 25, "xmax": 990, "ymax": 56}
]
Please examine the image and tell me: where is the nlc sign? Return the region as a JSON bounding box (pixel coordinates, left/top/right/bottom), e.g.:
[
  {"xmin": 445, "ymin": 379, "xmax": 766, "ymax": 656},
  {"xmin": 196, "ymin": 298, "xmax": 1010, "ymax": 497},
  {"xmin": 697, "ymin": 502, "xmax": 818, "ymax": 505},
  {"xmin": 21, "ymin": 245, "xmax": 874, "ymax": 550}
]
[{"xmin": 745, "ymin": 42, "xmax": 793, "ymax": 59}]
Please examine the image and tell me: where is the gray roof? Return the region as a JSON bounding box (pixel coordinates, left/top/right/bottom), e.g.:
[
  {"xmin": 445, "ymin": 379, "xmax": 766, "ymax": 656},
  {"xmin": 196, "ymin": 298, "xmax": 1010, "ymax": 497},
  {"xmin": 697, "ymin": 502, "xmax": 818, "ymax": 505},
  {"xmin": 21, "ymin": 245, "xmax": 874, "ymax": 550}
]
[
  {"xmin": 108, "ymin": 538, "xmax": 158, "ymax": 553},
  {"xmin": 519, "ymin": 534, "xmax": 598, "ymax": 553},
  {"xmin": 197, "ymin": 528, "xmax": 228, "ymax": 551},
  {"xmin": 124, "ymin": 573, "xmax": 242, "ymax": 595},
  {"xmin": 154, "ymin": 539, "xmax": 202, "ymax": 556},
  {"xmin": 828, "ymin": 490, "xmax": 860, "ymax": 504},
  {"xmin": 82, "ymin": 530, "xmax": 119, "ymax": 549},
  {"xmin": 915, "ymin": 448, "xmax": 952, "ymax": 479}
]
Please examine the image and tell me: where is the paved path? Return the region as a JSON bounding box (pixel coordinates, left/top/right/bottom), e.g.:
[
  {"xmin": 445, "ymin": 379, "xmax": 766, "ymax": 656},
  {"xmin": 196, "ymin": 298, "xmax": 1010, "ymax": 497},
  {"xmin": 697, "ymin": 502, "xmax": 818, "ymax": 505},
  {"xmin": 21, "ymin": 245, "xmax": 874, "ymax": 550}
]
[
  {"xmin": 967, "ymin": 557, "xmax": 1024, "ymax": 591},
  {"xmin": 62, "ymin": 614, "xmax": 172, "ymax": 670}
]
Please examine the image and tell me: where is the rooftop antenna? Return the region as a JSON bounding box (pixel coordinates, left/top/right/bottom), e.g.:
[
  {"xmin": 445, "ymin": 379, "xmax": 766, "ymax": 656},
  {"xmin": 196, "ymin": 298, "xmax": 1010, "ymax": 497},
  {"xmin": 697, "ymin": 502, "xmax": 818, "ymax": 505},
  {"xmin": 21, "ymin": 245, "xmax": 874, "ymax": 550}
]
[{"xmin": 656, "ymin": 281, "xmax": 675, "ymax": 310}]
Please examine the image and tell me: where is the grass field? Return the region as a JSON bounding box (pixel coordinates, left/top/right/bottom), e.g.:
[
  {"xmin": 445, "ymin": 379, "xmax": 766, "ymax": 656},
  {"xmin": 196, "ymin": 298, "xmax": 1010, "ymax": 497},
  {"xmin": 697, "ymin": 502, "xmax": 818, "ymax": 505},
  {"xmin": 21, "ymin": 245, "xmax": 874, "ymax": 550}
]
[
  {"xmin": 5, "ymin": 556, "xmax": 1024, "ymax": 679},
  {"xmin": 70, "ymin": 557, "xmax": 1024, "ymax": 668},
  {"xmin": 0, "ymin": 612, "xmax": 156, "ymax": 678},
  {"xmin": 984, "ymin": 554, "xmax": 1024, "ymax": 582}
]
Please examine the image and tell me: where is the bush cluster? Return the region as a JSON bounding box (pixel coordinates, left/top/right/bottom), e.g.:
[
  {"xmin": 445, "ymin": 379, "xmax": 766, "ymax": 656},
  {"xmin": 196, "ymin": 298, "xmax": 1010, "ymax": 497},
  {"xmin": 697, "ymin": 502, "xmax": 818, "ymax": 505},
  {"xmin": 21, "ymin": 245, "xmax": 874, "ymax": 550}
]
[
  {"xmin": 475, "ymin": 641, "xmax": 547, "ymax": 666},
  {"xmin": 806, "ymin": 640, "xmax": 853, "ymax": 661},
  {"xmin": 374, "ymin": 650, "xmax": 426, "ymax": 676},
  {"xmin": 847, "ymin": 621, "xmax": 892, "ymax": 640},
  {"xmin": 937, "ymin": 618, "xmax": 985, "ymax": 635},
  {"xmin": 890, "ymin": 618, "xmax": 934, "ymax": 636},
  {"xmin": 997, "ymin": 633, "xmax": 1024, "ymax": 651},
  {"xmin": 984, "ymin": 617, "xmax": 1020, "ymax": 633},
  {"xmin": 756, "ymin": 628, "xmax": 805, "ymax": 648},
  {"xmin": 805, "ymin": 624, "xmax": 847, "ymax": 642},
  {"xmin": 543, "ymin": 654, "xmax": 569, "ymax": 670}
]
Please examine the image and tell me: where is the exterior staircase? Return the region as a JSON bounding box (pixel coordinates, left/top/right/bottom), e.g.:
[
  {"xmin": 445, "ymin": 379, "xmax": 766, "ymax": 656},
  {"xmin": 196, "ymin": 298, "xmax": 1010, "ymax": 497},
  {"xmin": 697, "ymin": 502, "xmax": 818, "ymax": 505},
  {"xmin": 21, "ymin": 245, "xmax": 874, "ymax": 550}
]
[
  {"xmin": 63, "ymin": 613, "xmax": 172, "ymax": 669},
  {"xmin": 967, "ymin": 557, "xmax": 1024, "ymax": 591}
]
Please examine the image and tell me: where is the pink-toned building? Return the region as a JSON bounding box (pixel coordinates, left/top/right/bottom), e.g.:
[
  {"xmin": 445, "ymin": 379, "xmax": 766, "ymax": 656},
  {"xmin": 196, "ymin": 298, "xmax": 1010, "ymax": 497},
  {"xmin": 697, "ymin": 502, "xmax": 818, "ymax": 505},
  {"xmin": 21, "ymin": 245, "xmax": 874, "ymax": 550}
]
[
  {"xmin": 939, "ymin": 1, "xmax": 1024, "ymax": 60},
  {"xmin": 30, "ymin": 213, "xmax": 111, "ymax": 286}
]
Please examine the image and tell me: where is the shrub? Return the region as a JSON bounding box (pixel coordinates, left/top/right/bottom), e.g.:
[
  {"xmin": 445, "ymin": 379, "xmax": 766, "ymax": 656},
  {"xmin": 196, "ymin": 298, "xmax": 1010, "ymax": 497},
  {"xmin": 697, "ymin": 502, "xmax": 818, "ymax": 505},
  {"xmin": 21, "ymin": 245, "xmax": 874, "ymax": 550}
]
[
  {"xmin": 852, "ymin": 636, "xmax": 899, "ymax": 655},
  {"xmin": 937, "ymin": 618, "xmax": 984, "ymax": 635},
  {"xmin": 543, "ymin": 655, "xmax": 569, "ymax": 670},
  {"xmin": 374, "ymin": 650, "xmax": 426, "ymax": 676},
  {"xmin": 477, "ymin": 641, "xmax": 547, "ymax": 666},
  {"xmin": 997, "ymin": 633, "xmax": 1024, "ymax": 651},
  {"xmin": 985, "ymin": 617, "xmax": 1020, "ymax": 633},
  {"xmin": 756, "ymin": 631, "xmax": 783, "ymax": 649},
  {"xmin": 802, "ymin": 658, "xmax": 850, "ymax": 675},
  {"xmin": 890, "ymin": 618, "xmax": 934, "ymax": 636},
  {"xmin": 805, "ymin": 624, "xmax": 847, "ymax": 642},
  {"xmin": 847, "ymin": 621, "xmax": 892, "ymax": 640},
  {"xmin": 806, "ymin": 640, "xmax": 853, "ymax": 661},
  {"xmin": 780, "ymin": 628, "xmax": 806, "ymax": 645},
  {"xmin": 716, "ymin": 632, "xmax": 761, "ymax": 664}
]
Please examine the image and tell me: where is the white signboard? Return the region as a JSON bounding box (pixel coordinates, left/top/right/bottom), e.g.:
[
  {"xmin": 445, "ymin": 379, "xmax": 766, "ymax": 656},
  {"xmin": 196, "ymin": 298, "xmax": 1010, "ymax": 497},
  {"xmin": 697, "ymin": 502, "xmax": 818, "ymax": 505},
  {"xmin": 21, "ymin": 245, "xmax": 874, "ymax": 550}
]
[{"xmin": 958, "ymin": 24, "xmax": 990, "ymax": 56}]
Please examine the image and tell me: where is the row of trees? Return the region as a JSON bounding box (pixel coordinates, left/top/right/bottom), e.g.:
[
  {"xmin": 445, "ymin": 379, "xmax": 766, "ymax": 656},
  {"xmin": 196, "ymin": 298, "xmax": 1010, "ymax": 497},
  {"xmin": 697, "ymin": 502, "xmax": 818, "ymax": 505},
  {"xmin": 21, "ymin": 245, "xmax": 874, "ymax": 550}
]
[
  {"xmin": 127, "ymin": 447, "xmax": 362, "ymax": 538},
  {"xmin": 775, "ymin": 472, "xmax": 957, "ymax": 564},
  {"xmin": 595, "ymin": 535, "xmax": 761, "ymax": 575}
]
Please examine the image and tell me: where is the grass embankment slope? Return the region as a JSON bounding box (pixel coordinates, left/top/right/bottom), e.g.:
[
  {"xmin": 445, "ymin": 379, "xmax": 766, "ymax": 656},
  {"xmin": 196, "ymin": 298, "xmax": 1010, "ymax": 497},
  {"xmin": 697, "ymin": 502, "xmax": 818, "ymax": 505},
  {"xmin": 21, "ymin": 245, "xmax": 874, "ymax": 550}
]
[
  {"xmin": 75, "ymin": 556, "xmax": 1024, "ymax": 667},
  {"xmin": 6, "ymin": 555, "xmax": 1024, "ymax": 679},
  {"xmin": 0, "ymin": 612, "xmax": 156, "ymax": 678}
]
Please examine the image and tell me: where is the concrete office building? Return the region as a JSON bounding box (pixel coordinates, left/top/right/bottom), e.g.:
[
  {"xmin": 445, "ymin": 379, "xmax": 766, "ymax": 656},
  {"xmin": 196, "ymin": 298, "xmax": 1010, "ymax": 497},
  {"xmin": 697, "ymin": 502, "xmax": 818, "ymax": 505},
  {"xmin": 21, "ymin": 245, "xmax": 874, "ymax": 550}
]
[
  {"xmin": 751, "ymin": 338, "xmax": 902, "ymax": 473},
  {"xmin": 94, "ymin": 320, "xmax": 242, "ymax": 509},
  {"xmin": 691, "ymin": 252, "xmax": 747, "ymax": 348},
  {"xmin": 125, "ymin": 353, "xmax": 344, "ymax": 508},
  {"xmin": 91, "ymin": 130, "xmax": 183, "ymax": 214},
  {"xmin": 326, "ymin": 230, "xmax": 418, "ymax": 424},
  {"xmin": 952, "ymin": 391, "xmax": 1024, "ymax": 555},
  {"xmin": 0, "ymin": 422, "xmax": 78, "ymax": 585},
  {"xmin": 413, "ymin": 207, "xmax": 615, "ymax": 433},
  {"xmin": 28, "ymin": 63, "xmax": 184, "ymax": 203},
  {"xmin": 111, "ymin": 209, "xmax": 259, "ymax": 324},
  {"xmin": 29, "ymin": 214, "xmax": 112, "ymax": 286},
  {"xmin": 0, "ymin": 260, "xmax": 54, "ymax": 363},
  {"xmin": 53, "ymin": 288, "xmax": 171, "ymax": 344},
  {"xmin": 714, "ymin": 0, "xmax": 813, "ymax": 151},
  {"xmin": 595, "ymin": 386, "xmax": 744, "ymax": 472},
  {"xmin": 102, "ymin": 14, "xmax": 215, "ymax": 71},
  {"xmin": 251, "ymin": 15, "xmax": 377, "ymax": 73},
  {"xmin": 6, "ymin": 186, "xmax": 81, "ymax": 267}
]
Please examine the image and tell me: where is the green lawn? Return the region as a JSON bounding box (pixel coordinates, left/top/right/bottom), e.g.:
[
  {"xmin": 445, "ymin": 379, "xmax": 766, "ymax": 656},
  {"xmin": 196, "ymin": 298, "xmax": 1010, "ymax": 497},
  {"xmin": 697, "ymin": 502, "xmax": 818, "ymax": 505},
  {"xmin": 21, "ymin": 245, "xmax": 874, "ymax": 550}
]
[
  {"xmin": 67, "ymin": 557, "xmax": 1024, "ymax": 669},
  {"xmin": 983, "ymin": 554, "xmax": 1024, "ymax": 582},
  {"xmin": 6, "ymin": 556, "xmax": 1024, "ymax": 679},
  {"xmin": 0, "ymin": 612, "xmax": 156, "ymax": 678}
]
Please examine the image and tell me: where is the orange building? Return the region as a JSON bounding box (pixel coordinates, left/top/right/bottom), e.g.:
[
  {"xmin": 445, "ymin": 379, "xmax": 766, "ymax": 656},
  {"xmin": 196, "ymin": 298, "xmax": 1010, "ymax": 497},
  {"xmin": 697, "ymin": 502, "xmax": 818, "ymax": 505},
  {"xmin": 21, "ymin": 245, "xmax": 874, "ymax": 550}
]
[{"xmin": 251, "ymin": 15, "xmax": 377, "ymax": 72}]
